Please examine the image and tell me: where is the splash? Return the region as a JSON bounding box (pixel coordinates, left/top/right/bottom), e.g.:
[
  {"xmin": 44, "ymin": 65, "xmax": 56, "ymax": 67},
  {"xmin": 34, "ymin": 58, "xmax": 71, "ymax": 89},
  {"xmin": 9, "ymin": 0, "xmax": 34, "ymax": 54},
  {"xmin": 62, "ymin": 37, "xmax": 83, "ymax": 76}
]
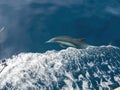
[{"xmin": 0, "ymin": 45, "xmax": 120, "ymax": 90}]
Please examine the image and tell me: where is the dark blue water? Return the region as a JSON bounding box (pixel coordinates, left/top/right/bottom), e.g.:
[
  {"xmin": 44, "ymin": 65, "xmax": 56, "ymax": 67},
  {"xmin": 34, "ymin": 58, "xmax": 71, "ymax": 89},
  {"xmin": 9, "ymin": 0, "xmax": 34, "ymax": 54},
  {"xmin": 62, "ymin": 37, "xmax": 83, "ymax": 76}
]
[{"xmin": 0, "ymin": 0, "xmax": 120, "ymax": 58}]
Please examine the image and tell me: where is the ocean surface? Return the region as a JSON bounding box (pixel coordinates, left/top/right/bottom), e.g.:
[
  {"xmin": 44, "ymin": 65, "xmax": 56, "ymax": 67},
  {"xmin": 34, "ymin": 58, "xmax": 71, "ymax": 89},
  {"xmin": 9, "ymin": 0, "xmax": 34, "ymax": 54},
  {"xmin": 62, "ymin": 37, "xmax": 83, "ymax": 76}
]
[{"xmin": 0, "ymin": 0, "xmax": 120, "ymax": 90}]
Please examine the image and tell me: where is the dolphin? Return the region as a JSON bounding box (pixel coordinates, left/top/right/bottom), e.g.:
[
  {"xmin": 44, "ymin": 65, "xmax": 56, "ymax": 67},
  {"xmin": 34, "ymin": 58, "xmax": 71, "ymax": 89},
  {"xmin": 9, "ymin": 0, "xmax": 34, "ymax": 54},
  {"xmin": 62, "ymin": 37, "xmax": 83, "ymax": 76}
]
[{"xmin": 46, "ymin": 36, "xmax": 90, "ymax": 48}]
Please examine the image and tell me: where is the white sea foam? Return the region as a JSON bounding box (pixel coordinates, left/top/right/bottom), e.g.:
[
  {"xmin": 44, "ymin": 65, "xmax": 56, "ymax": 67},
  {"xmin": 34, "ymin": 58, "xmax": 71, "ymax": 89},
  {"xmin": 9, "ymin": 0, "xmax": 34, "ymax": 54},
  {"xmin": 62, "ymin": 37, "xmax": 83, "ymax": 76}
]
[{"xmin": 0, "ymin": 46, "xmax": 120, "ymax": 90}]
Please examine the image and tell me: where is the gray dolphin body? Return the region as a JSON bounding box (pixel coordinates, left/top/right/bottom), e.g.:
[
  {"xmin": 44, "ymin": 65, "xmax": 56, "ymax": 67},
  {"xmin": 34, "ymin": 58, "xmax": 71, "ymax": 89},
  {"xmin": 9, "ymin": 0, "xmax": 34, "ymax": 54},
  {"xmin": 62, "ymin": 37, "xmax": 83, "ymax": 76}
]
[{"xmin": 46, "ymin": 36, "xmax": 89, "ymax": 48}]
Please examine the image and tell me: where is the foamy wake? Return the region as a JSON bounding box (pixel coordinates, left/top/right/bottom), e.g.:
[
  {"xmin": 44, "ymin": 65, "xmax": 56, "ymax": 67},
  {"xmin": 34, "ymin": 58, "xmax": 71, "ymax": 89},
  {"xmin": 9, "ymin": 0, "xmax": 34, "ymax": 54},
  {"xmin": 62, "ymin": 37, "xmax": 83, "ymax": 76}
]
[{"xmin": 0, "ymin": 45, "xmax": 120, "ymax": 90}]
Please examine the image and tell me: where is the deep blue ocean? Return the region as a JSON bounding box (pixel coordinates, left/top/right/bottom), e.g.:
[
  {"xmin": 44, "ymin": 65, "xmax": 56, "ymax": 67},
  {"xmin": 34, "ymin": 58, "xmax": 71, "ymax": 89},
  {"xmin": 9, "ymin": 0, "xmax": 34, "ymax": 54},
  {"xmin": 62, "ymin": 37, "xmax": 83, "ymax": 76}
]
[
  {"xmin": 0, "ymin": 0, "xmax": 120, "ymax": 58},
  {"xmin": 0, "ymin": 0, "xmax": 120, "ymax": 90}
]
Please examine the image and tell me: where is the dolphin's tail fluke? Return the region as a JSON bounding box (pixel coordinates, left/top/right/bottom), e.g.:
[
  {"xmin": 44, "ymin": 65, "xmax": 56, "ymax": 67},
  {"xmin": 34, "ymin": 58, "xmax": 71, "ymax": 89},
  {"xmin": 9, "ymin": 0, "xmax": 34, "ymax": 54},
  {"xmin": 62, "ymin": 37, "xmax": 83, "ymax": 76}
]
[{"xmin": 79, "ymin": 43, "xmax": 90, "ymax": 48}]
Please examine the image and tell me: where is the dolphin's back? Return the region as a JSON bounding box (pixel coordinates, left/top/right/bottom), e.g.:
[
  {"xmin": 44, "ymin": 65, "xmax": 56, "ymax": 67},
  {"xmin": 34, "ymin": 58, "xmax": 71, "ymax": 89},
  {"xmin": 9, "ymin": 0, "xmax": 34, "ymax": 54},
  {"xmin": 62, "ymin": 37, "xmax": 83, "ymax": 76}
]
[
  {"xmin": 54, "ymin": 36, "xmax": 73, "ymax": 40},
  {"xmin": 52, "ymin": 36, "xmax": 74, "ymax": 42}
]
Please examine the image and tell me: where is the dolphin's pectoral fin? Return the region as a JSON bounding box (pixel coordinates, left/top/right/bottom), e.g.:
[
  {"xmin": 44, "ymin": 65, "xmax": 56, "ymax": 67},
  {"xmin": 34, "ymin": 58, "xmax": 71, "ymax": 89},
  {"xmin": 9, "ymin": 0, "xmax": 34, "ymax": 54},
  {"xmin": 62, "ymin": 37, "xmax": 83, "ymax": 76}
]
[{"xmin": 59, "ymin": 44, "xmax": 67, "ymax": 48}]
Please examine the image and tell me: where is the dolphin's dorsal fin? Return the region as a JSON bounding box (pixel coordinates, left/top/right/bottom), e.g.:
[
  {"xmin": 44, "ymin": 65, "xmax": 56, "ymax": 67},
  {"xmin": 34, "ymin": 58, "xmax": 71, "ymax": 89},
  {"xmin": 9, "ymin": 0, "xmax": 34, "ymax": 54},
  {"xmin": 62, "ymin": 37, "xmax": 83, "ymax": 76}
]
[{"xmin": 76, "ymin": 38, "xmax": 86, "ymax": 42}]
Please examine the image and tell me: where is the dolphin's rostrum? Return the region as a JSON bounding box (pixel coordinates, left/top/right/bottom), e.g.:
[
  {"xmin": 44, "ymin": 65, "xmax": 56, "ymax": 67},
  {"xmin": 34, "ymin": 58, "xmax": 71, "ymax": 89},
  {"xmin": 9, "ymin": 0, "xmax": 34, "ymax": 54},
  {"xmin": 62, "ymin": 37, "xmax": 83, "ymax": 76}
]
[{"xmin": 46, "ymin": 36, "xmax": 90, "ymax": 48}]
